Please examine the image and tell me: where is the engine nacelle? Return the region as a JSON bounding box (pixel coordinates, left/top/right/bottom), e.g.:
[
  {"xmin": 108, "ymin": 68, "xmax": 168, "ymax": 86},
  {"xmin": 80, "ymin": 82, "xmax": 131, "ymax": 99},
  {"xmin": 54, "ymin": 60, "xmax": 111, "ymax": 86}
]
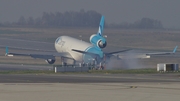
[
  {"xmin": 90, "ymin": 34, "xmax": 107, "ymax": 48},
  {"xmin": 45, "ymin": 59, "xmax": 55, "ymax": 64}
]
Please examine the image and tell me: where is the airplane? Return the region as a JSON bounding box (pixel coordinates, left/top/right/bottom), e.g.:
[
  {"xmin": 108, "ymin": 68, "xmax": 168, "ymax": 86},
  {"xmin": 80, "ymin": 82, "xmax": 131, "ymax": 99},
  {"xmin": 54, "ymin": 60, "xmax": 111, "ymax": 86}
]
[
  {"xmin": 5, "ymin": 16, "xmax": 129, "ymax": 68},
  {"xmin": 4, "ymin": 16, "xmax": 177, "ymax": 69}
]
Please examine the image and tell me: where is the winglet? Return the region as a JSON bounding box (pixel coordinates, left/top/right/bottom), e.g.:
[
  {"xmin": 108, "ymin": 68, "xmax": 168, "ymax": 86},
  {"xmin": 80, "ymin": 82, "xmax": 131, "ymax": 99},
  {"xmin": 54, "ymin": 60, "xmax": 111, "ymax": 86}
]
[
  {"xmin": 5, "ymin": 46, "xmax": 8, "ymax": 56},
  {"xmin": 97, "ymin": 16, "xmax": 105, "ymax": 36},
  {"xmin": 173, "ymin": 46, "xmax": 178, "ymax": 53}
]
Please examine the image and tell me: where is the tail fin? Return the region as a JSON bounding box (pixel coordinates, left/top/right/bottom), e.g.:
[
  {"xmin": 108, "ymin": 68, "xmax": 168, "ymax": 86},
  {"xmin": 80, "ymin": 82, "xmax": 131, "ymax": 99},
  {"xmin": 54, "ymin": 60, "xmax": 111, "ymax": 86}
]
[
  {"xmin": 97, "ymin": 16, "xmax": 105, "ymax": 36},
  {"xmin": 173, "ymin": 46, "xmax": 178, "ymax": 53}
]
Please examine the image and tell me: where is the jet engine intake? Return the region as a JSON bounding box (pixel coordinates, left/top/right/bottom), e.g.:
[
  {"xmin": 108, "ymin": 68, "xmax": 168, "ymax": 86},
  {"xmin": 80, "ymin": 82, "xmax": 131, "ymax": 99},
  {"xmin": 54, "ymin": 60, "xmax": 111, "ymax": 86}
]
[
  {"xmin": 98, "ymin": 40, "xmax": 107, "ymax": 48},
  {"xmin": 90, "ymin": 34, "xmax": 107, "ymax": 48},
  {"xmin": 45, "ymin": 59, "xmax": 55, "ymax": 64}
]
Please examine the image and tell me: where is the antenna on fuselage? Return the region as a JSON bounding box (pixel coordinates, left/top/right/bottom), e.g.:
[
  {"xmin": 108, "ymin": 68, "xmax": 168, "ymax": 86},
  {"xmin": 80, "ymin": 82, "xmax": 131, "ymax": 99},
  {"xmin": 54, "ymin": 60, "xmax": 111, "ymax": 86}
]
[{"xmin": 79, "ymin": 35, "xmax": 82, "ymax": 41}]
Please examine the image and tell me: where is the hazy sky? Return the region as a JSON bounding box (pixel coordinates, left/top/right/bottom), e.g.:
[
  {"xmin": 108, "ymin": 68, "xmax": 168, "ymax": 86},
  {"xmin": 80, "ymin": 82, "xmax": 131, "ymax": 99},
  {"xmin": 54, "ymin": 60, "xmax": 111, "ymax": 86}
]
[{"xmin": 0, "ymin": 0, "xmax": 180, "ymax": 28}]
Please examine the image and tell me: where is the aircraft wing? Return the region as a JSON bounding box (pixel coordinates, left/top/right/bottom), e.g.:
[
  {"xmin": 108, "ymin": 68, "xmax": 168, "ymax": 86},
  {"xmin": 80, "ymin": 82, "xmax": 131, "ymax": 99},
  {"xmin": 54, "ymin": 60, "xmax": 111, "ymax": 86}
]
[
  {"xmin": 116, "ymin": 46, "xmax": 178, "ymax": 59},
  {"xmin": 6, "ymin": 52, "xmax": 55, "ymax": 59},
  {"xmin": 104, "ymin": 49, "xmax": 132, "ymax": 56},
  {"xmin": 145, "ymin": 46, "xmax": 178, "ymax": 56},
  {"xmin": 72, "ymin": 48, "xmax": 131, "ymax": 57},
  {"xmin": 5, "ymin": 46, "xmax": 73, "ymax": 60},
  {"xmin": 72, "ymin": 48, "xmax": 132, "ymax": 62}
]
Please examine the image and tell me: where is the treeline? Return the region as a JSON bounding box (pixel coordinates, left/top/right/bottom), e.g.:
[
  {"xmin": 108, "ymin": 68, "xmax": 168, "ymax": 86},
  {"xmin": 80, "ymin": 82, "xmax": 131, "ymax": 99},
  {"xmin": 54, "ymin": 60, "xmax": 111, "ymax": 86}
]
[
  {"xmin": 17, "ymin": 9, "xmax": 102, "ymax": 27},
  {"xmin": 108, "ymin": 18, "xmax": 163, "ymax": 29},
  {"xmin": 0, "ymin": 10, "xmax": 163, "ymax": 29}
]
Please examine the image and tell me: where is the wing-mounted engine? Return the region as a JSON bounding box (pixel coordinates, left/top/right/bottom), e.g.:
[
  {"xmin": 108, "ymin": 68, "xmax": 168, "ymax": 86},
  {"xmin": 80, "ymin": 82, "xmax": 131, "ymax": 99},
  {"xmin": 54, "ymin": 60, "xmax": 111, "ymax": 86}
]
[
  {"xmin": 45, "ymin": 59, "xmax": 56, "ymax": 64},
  {"xmin": 90, "ymin": 34, "xmax": 107, "ymax": 48}
]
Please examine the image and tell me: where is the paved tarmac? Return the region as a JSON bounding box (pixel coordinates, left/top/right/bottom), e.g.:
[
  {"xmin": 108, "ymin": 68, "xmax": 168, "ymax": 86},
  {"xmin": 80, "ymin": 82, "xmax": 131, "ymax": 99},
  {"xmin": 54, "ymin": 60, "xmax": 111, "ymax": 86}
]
[
  {"xmin": 0, "ymin": 64, "xmax": 52, "ymax": 71},
  {"xmin": 0, "ymin": 65, "xmax": 180, "ymax": 101},
  {"xmin": 0, "ymin": 73, "xmax": 180, "ymax": 83},
  {"xmin": 0, "ymin": 70, "xmax": 179, "ymax": 100},
  {"xmin": 0, "ymin": 79, "xmax": 180, "ymax": 101}
]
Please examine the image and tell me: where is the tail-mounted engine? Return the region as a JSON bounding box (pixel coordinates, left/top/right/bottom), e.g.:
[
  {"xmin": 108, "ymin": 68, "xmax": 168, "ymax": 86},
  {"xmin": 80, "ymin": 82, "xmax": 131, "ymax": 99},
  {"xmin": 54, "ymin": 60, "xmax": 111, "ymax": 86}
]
[{"xmin": 90, "ymin": 34, "xmax": 107, "ymax": 48}]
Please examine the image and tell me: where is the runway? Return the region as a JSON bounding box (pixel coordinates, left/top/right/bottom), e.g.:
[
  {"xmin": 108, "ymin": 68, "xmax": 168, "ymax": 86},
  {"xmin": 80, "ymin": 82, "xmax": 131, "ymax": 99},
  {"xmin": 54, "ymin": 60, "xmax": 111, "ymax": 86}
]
[
  {"xmin": 0, "ymin": 64, "xmax": 52, "ymax": 71},
  {"xmin": 0, "ymin": 64, "xmax": 180, "ymax": 83},
  {"xmin": 0, "ymin": 64, "xmax": 180, "ymax": 101},
  {"xmin": 0, "ymin": 72, "xmax": 180, "ymax": 83},
  {"xmin": 0, "ymin": 74, "xmax": 180, "ymax": 101}
]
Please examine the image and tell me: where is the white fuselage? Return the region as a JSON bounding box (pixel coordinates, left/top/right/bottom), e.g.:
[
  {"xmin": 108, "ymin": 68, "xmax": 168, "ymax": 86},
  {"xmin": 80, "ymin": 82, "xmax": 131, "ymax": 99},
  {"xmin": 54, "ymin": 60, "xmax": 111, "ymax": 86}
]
[{"xmin": 55, "ymin": 36, "xmax": 103, "ymax": 63}]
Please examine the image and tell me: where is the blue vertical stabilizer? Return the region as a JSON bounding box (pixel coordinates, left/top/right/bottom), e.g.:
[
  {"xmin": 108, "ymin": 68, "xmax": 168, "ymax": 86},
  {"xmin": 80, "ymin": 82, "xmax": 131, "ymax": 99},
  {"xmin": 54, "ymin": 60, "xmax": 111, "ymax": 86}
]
[
  {"xmin": 97, "ymin": 16, "xmax": 105, "ymax": 36},
  {"xmin": 173, "ymin": 46, "xmax": 178, "ymax": 53},
  {"xmin": 6, "ymin": 46, "xmax": 8, "ymax": 54}
]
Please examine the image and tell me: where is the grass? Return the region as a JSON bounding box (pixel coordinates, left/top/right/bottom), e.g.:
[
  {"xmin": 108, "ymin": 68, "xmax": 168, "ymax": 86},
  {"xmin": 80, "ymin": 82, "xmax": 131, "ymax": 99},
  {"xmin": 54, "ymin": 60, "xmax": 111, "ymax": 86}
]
[
  {"xmin": 0, "ymin": 68, "xmax": 171, "ymax": 74},
  {"xmin": 88, "ymin": 68, "xmax": 157, "ymax": 74}
]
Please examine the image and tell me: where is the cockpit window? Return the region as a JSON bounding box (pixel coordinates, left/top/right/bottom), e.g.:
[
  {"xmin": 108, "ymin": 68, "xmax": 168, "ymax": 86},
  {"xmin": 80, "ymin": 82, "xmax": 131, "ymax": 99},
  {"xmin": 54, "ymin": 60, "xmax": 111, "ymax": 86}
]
[{"xmin": 55, "ymin": 37, "xmax": 61, "ymax": 44}]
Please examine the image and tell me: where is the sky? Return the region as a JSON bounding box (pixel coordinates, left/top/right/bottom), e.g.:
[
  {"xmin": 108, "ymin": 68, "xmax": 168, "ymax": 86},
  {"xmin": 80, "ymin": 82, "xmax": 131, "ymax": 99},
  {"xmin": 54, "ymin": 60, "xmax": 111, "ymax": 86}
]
[{"xmin": 0, "ymin": 0, "xmax": 180, "ymax": 28}]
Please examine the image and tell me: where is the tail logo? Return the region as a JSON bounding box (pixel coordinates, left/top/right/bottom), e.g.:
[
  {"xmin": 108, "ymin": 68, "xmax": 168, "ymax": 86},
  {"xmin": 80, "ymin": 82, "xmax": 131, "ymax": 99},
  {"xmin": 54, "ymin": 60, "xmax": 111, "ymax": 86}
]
[{"xmin": 98, "ymin": 25, "xmax": 102, "ymax": 36}]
